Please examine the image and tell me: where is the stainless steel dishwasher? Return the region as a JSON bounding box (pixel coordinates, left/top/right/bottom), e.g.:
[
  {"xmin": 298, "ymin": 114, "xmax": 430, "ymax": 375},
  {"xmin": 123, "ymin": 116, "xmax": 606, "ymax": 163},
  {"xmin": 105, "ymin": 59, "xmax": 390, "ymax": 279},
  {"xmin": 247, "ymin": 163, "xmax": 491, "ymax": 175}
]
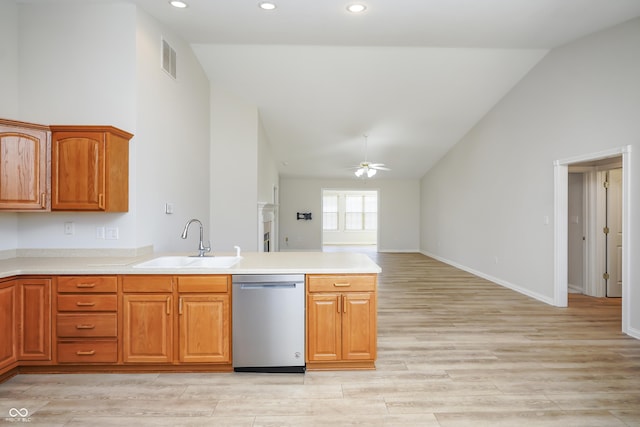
[{"xmin": 232, "ymin": 274, "xmax": 305, "ymax": 373}]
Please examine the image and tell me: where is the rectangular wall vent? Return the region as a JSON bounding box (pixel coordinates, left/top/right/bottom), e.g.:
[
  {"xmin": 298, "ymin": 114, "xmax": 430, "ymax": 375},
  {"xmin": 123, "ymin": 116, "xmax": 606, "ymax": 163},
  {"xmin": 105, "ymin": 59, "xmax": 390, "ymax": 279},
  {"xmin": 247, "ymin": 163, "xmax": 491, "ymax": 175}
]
[{"xmin": 161, "ymin": 38, "xmax": 177, "ymax": 79}]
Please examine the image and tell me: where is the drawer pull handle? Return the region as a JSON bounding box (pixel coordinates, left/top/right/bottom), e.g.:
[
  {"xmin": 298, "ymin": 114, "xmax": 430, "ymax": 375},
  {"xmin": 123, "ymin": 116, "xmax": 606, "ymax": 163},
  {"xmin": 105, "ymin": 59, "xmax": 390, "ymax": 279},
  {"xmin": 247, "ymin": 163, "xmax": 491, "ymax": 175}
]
[
  {"xmin": 76, "ymin": 350, "xmax": 96, "ymax": 356},
  {"xmin": 76, "ymin": 302, "xmax": 96, "ymax": 307},
  {"xmin": 76, "ymin": 324, "xmax": 95, "ymax": 329},
  {"xmin": 76, "ymin": 283, "xmax": 96, "ymax": 288},
  {"xmin": 333, "ymin": 283, "xmax": 351, "ymax": 287}
]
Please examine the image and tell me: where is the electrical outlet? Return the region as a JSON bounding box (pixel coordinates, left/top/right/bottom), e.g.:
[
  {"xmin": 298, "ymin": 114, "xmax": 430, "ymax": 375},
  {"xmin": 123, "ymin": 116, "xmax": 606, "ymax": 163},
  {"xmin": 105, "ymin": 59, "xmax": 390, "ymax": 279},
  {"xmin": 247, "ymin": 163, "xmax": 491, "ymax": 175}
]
[
  {"xmin": 96, "ymin": 227, "xmax": 105, "ymax": 239},
  {"xmin": 64, "ymin": 222, "xmax": 74, "ymax": 235},
  {"xmin": 105, "ymin": 227, "xmax": 119, "ymax": 240},
  {"xmin": 165, "ymin": 203, "xmax": 174, "ymax": 214}
]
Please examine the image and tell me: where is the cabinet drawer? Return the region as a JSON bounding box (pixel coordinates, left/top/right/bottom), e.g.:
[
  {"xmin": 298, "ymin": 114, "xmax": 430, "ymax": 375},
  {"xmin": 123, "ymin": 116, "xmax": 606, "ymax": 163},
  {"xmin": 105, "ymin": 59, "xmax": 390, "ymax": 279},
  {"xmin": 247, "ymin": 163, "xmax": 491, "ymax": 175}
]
[
  {"xmin": 122, "ymin": 275, "xmax": 173, "ymax": 293},
  {"xmin": 307, "ymin": 274, "xmax": 376, "ymax": 293},
  {"xmin": 56, "ymin": 313, "xmax": 117, "ymax": 337},
  {"xmin": 177, "ymin": 275, "xmax": 230, "ymax": 293},
  {"xmin": 57, "ymin": 276, "xmax": 117, "ymax": 293},
  {"xmin": 57, "ymin": 341, "xmax": 117, "ymax": 363},
  {"xmin": 57, "ymin": 294, "xmax": 117, "ymax": 312}
]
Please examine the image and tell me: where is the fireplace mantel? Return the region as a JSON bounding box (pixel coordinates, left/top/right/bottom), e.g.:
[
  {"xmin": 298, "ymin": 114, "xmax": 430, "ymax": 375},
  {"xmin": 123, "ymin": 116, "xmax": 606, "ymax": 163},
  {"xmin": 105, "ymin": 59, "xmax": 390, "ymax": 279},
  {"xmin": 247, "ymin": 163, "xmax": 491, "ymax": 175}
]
[{"xmin": 258, "ymin": 202, "xmax": 278, "ymax": 252}]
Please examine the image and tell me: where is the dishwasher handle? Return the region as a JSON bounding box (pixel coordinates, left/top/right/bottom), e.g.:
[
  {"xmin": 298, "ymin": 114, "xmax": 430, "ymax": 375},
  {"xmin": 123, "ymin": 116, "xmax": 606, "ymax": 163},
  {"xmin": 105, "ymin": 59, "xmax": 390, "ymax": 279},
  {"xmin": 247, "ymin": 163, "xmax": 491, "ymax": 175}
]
[{"xmin": 239, "ymin": 283, "xmax": 299, "ymax": 290}]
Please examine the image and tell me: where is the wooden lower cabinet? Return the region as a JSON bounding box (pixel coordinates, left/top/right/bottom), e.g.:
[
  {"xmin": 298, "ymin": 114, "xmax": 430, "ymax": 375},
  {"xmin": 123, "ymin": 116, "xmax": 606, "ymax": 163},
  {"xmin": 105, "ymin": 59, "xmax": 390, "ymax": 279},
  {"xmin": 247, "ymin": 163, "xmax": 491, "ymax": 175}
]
[
  {"xmin": 56, "ymin": 276, "xmax": 118, "ymax": 364},
  {"xmin": 178, "ymin": 294, "xmax": 230, "ymax": 363},
  {"xmin": 0, "ymin": 281, "xmax": 17, "ymax": 372},
  {"xmin": 2, "ymin": 271, "xmax": 376, "ymax": 381},
  {"xmin": 17, "ymin": 278, "xmax": 51, "ymax": 361},
  {"xmin": 306, "ymin": 274, "xmax": 377, "ymax": 370},
  {"xmin": 122, "ymin": 293, "xmax": 173, "ymax": 363},
  {"xmin": 121, "ymin": 275, "xmax": 231, "ymax": 366},
  {"xmin": 177, "ymin": 275, "xmax": 231, "ymax": 364}
]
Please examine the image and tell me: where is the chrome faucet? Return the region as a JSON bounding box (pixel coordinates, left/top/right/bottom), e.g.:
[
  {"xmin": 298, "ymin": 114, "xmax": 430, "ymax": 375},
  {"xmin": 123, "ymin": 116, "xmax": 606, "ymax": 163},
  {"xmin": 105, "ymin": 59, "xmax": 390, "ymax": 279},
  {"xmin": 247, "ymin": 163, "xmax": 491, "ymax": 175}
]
[{"xmin": 180, "ymin": 219, "xmax": 211, "ymax": 257}]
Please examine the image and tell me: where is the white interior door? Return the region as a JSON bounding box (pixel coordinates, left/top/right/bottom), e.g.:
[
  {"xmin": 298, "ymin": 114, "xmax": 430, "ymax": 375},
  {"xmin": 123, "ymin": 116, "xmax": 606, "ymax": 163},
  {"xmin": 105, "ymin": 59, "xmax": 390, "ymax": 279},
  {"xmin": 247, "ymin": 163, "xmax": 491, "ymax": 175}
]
[{"xmin": 606, "ymin": 168, "xmax": 623, "ymax": 297}]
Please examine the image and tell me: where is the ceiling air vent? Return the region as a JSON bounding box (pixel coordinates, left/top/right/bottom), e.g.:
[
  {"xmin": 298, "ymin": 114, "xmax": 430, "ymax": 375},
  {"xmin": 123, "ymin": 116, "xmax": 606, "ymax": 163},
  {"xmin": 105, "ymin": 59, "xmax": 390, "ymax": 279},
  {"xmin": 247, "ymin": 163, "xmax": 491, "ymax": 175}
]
[{"xmin": 161, "ymin": 38, "xmax": 177, "ymax": 79}]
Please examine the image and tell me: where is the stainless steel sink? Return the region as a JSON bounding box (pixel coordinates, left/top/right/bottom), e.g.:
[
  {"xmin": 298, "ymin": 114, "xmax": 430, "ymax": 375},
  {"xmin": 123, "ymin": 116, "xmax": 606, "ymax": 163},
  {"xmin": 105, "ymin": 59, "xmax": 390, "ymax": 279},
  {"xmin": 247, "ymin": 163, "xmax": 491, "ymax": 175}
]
[{"xmin": 133, "ymin": 256, "xmax": 241, "ymax": 269}]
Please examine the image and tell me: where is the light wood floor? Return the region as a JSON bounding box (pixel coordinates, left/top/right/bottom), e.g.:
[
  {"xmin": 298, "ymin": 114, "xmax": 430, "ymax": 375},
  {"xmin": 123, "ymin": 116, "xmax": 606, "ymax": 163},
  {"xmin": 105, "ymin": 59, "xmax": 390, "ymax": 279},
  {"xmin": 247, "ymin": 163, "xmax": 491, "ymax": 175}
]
[{"xmin": 1, "ymin": 252, "xmax": 639, "ymax": 426}]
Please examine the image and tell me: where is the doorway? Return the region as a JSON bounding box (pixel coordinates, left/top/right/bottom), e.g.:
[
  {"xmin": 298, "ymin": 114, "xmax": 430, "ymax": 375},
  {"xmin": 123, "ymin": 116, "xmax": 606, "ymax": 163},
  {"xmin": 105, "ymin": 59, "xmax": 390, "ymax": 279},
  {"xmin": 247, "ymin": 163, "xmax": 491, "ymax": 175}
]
[
  {"xmin": 568, "ymin": 160, "xmax": 622, "ymax": 298},
  {"xmin": 321, "ymin": 189, "xmax": 378, "ymax": 252},
  {"xmin": 554, "ymin": 146, "xmax": 631, "ymax": 335}
]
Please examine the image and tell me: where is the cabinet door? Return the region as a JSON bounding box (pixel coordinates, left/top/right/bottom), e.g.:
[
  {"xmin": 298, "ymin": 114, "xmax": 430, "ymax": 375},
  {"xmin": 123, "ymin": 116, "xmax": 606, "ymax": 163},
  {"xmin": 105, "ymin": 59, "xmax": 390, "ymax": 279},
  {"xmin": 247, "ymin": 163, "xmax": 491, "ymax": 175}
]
[
  {"xmin": 17, "ymin": 278, "xmax": 51, "ymax": 361},
  {"xmin": 51, "ymin": 131, "xmax": 105, "ymax": 210},
  {"xmin": 123, "ymin": 294, "xmax": 173, "ymax": 363},
  {"xmin": 179, "ymin": 294, "xmax": 230, "ymax": 363},
  {"xmin": 0, "ymin": 282, "xmax": 17, "ymax": 370},
  {"xmin": 306, "ymin": 293, "xmax": 341, "ymax": 362},
  {"xmin": 0, "ymin": 123, "xmax": 49, "ymax": 211},
  {"xmin": 342, "ymin": 293, "xmax": 376, "ymax": 361}
]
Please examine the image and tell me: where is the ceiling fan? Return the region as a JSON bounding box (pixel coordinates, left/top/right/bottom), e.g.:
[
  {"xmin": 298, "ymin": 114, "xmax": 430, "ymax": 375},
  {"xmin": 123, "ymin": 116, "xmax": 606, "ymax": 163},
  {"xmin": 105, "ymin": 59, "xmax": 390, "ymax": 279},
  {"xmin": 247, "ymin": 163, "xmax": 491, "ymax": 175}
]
[{"xmin": 353, "ymin": 134, "xmax": 390, "ymax": 178}]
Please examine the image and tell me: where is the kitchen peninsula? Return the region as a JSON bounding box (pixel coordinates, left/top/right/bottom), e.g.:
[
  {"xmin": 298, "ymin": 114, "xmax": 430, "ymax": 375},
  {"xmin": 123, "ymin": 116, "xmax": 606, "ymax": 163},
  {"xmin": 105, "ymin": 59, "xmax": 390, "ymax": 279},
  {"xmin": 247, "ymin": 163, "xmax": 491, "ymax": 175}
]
[{"xmin": 0, "ymin": 251, "xmax": 381, "ymax": 383}]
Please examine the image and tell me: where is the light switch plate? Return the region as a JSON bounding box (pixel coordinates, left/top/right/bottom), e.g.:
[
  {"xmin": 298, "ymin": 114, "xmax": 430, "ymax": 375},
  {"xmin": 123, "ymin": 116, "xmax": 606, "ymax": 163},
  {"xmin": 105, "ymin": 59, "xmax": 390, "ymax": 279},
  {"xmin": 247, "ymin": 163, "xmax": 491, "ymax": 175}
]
[{"xmin": 106, "ymin": 227, "xmax": 119, "ymax": 240}]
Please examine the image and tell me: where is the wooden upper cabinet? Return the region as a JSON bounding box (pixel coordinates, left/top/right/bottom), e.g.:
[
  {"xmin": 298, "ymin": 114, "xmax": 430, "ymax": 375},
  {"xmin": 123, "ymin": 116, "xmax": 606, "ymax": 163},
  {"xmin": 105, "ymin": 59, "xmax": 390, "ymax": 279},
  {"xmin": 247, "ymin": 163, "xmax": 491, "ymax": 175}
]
[
  {"xmin": 50, "ymin": 125, "xmax": 132, "ymax": 212},
  {"xmin": 0, "ymin": 118, "xmax": 51, "ymax": 211}
]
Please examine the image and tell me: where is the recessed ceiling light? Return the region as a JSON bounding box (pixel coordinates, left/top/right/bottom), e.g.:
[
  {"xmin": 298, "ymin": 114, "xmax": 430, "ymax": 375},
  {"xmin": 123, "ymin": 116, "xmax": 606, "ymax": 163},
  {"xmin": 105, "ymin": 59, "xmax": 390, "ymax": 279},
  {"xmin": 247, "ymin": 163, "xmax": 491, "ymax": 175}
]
[
  {"xmin": 169, "ymin": 0, "xmax": 188, "ymax": 8},
  {"xmin": 346, "ymin": 3, "xmax": 367, "ymax": 13},
  {"xmin": 259, "ymin": 2, "xmax": 277, "ymax": 10}
]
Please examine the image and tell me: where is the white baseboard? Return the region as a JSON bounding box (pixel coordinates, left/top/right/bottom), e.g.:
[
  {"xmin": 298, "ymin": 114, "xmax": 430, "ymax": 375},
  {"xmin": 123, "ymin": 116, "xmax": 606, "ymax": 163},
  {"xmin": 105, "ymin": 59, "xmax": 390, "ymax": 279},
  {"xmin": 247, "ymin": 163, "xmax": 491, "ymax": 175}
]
[{"xmin": 421, "ymin": 250, "xmax": 555, "ymax": 306}]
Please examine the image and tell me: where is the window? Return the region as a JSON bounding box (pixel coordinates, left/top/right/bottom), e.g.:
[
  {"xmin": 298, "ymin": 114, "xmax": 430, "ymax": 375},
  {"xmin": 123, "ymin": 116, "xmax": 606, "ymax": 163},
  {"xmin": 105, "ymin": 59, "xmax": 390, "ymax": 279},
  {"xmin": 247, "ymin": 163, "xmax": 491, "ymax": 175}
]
[
  {"xmin": 345, "ymin": 194, "xmax": 377, "ymax": 231},
  {"xmin": 364, "ymin": 194, "xmax": 377, "ymax": 230},
  {"xmin": 323, "ymin": 194, "xmax": 338, "ymax": 231}
]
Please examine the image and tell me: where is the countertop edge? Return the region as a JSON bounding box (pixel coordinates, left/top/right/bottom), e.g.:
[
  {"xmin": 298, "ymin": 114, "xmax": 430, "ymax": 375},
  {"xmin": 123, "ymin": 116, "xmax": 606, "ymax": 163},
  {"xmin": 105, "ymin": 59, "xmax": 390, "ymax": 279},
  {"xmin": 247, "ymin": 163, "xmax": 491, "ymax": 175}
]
[{"xmin": 0, "ymin": 251, "xmax": 382, "ymax": 279}]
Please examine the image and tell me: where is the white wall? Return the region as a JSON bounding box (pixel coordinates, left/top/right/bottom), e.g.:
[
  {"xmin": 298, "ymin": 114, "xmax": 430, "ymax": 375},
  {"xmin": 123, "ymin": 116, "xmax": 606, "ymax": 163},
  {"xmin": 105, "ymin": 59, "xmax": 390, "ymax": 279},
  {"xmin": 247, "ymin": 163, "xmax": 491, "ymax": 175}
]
[
  {"xmin": 280, "ymin": 178, "xmax": 420, "ymax": 252},
  {"xmin": 257, "ymin": 117, "xmax": 279, "ymax": 204},
  {"xmin": 420, "ymin": 19, "xmax": 640, "ymax": 332},
  {"xmin": 210, "ymin": 85, "xmax": 259, "ymax": 252},
  {"xmin": 3, "ymin": 1, "xmax": 210, "ymax": 253},
  {"xmin": 14, "ymin": 2, "xmax": 137, "ymax": 249},
  {"xmin": 0, "ymin": 0, "xmax": 18, "ymax": 118},
  {"xmin": 134, "ymin": 9, "xmax": 211, "ymax": 253}
]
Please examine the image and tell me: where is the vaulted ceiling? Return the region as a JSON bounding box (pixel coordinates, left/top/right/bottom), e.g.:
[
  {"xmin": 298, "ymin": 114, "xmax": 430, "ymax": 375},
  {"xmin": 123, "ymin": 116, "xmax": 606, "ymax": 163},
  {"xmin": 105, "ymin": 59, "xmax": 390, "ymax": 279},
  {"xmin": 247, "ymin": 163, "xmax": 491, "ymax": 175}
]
[{"xmin": 81, "ymin": 1, "xmax": 640, "ymax": 178}]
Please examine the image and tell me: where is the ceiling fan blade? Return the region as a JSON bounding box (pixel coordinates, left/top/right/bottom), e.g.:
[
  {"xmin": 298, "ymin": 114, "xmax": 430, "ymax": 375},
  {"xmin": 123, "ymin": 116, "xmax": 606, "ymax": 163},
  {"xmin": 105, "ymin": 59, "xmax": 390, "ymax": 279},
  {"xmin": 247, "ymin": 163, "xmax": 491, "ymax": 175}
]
[{"xmin": 370, "ymin": 164, "xmax": 390, "ymax": 171}]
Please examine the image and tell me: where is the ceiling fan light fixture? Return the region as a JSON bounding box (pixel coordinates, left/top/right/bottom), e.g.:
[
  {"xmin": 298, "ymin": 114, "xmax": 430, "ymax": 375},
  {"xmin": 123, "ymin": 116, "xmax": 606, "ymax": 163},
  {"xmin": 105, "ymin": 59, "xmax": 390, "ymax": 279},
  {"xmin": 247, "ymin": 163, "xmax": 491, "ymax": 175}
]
[
  {"xmin": 355, "ymin": 168, "xmax": 365, "ymax": 178},
  {"xmin": 367, "ymin": 168, "xmax": 377, "ymax": 178}
]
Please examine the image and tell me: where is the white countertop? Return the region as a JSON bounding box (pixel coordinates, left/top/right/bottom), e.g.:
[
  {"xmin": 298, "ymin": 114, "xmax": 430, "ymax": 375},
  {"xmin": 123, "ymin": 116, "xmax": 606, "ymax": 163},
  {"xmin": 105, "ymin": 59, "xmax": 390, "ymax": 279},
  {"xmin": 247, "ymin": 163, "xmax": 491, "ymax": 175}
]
[{"xmin": 0, "ymin": 251, "xmax": 381, "ymax": 278}]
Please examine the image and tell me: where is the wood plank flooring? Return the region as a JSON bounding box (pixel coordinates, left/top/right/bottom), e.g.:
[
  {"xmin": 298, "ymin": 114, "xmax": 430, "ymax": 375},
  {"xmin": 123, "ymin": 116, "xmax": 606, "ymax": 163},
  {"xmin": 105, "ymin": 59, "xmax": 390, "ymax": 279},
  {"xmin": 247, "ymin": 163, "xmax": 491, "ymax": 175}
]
[{"xmin": 1, "ymin": 252, "xmax": 639, "ymax": 426}]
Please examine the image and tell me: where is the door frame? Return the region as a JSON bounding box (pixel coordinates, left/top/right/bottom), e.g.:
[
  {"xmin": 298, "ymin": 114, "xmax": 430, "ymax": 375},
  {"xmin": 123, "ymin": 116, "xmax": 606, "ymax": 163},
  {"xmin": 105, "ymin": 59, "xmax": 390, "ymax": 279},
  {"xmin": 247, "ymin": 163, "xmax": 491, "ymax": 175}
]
[{"xmin": 553, "ymin": 146, "xmax": 632, "ymax": 335}]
